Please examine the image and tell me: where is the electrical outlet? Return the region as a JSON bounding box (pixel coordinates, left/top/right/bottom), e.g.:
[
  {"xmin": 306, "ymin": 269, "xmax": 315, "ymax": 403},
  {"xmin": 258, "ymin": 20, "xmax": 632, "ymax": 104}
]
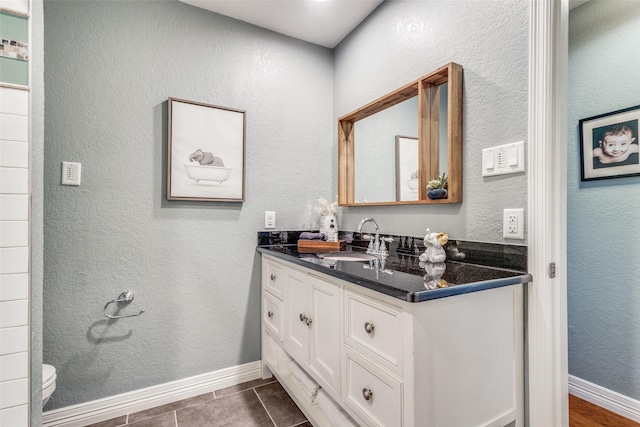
[
  {"xmin": 265, "ymin": 211, "xmax": 276, "ymax": 229},
  {"xmin": 503, "ymin": 208, "xmax": 524, "ymax": 239}
]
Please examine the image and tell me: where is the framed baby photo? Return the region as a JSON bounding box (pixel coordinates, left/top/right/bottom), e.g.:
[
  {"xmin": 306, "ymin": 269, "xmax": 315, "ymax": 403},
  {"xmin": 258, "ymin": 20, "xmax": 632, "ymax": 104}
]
[
  {"xmin": 167, "ymin": 97, "xmax": 246, "ymax": 201},
  {"xmin": 579, "ymin": 104, "xmax": 640, "ymax": 181}
]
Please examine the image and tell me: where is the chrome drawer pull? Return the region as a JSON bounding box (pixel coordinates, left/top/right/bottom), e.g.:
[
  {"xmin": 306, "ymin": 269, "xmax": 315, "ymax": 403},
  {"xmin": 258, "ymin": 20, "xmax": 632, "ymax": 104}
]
[
  {"xmin": 364, "ymin": 322, "xmax": 375, "ymax": 334},
  {"xmin": 267, "ymin": 311, "xmax": 274, "ymax": 318},
  {"xmin": 362, "ymin": 388, "xmax": 373, "ymax": 401},
  {"xmin": 300, "ymin": 313, "xmax": 307, "ymax": 322},
  {"xmin": 305, "ymin": 317, "xmax": 313, "ymax": 326},
  {"xmin": 270, "ymin": 274, "xmax": 276, "ymax": 281}
]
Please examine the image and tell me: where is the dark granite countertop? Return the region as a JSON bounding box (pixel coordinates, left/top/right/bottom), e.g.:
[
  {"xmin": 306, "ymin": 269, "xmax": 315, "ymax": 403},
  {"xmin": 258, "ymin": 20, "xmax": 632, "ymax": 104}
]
[{"xmin": 257, "ymin": 243, "xmax": 532, "ymax": 303}]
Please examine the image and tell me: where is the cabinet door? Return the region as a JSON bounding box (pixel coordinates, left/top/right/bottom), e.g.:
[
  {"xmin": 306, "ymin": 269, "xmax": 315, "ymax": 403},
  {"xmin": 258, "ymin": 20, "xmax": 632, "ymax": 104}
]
[
  {"xmin": 283, "ymin": 267, "xmax": 310, "ymax": 364},
  {"xmin": 308, "ymin": 274, "xmax": 341, "ymax": 396}
]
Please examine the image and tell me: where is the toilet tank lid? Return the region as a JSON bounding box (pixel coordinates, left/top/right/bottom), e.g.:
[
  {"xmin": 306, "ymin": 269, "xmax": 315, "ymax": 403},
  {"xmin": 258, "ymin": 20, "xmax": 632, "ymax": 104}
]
[{"xmin": 43, "ymin": 364, "xmax": 56, "ymax": 384}]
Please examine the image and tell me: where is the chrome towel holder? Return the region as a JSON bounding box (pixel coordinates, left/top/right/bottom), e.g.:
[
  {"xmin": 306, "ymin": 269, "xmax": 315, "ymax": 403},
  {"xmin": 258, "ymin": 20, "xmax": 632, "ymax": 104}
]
[{"xmin": 103, "ymin": 290, "xmax": 145, "ymax": 319}]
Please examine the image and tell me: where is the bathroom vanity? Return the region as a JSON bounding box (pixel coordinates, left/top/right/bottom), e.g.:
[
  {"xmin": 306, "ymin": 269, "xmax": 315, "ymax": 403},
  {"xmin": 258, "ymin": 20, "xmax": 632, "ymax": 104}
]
[{"xmin": 257, "ymin": 240, "xmax": 531, "ymax": 427}]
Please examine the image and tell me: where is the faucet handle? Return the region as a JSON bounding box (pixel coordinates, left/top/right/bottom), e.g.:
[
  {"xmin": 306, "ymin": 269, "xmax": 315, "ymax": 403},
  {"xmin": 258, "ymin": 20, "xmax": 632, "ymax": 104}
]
[
  {"xmin": 379, "ymin": 238, "xmax": 388, "ymax": 255},
  {"xmin": 382, "ymin": 236, "xmax": 394, "ymax": 243},
  {"xmin": 362, "ymin": 233, "xmax": 373, "ymax": 241}
]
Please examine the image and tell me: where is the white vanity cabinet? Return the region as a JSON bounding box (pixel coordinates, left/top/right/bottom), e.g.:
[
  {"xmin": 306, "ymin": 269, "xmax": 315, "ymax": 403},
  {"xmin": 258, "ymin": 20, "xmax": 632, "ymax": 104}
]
[{"xmin": 261, "ymin": 254, "xmax": 524, "ymax": 427}]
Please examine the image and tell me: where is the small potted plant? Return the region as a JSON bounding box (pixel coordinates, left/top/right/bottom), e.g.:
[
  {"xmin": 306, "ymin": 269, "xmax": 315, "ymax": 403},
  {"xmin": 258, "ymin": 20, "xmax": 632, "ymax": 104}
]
[{"xmin": 426, "ymin": 173, "xmax": 448, "ymax": 200}]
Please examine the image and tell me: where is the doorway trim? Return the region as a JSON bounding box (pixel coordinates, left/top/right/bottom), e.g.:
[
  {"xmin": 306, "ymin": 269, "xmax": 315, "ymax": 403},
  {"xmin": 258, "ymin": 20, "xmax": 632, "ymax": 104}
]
[{"xmin": 527, "ymin": 0, "xmax": 569, "ymax": 426}]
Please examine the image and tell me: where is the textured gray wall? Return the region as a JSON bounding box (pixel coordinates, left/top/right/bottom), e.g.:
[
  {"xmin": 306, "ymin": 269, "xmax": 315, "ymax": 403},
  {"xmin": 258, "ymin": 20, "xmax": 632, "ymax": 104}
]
[
  {"xmin": 43, "ymin": 0, "xmax": 333, "ymax": 409},
  {"xmin": 335, "ymin": 0, "xmax": 529, "ymax": 243},
  {"xmin": 31, "ymin": 0, "xmax": 44, "ymax": 422},
  {"xmin": 568, "ymin": 0, "xmax": 640, "ymax": 400}
]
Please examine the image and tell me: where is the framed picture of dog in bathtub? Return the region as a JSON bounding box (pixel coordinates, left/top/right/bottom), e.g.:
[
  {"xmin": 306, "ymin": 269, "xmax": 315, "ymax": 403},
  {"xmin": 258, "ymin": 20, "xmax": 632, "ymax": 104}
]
[{"xmin": 167, "ymin": 97, "xmax": 246, "ymax": 201}]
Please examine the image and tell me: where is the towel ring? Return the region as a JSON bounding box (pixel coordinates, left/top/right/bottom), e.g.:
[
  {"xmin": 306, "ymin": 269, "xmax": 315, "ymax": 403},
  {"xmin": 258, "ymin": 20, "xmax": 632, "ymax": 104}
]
[{"xmin": 104, "ymin": 290, "xmax": 145, "ymax": 319}]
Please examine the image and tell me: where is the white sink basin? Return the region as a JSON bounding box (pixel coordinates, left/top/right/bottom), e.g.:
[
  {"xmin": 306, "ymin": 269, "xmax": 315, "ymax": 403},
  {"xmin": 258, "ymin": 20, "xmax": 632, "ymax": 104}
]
[{"xmin": 317, "ymin": 252, "xmax": 378, "ymax": 262}]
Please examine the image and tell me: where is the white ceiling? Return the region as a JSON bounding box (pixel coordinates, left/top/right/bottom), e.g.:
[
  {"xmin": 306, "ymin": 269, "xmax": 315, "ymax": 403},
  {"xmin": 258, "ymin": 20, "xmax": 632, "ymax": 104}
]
[
  {"xmin": 179, "ymin": 0, "xmax": 384, "ymax": 48},
  {"xmin": 569, "ymin": 0, "xmax": 590, "ymax": 9},
  {"xmin": 181, "ymin": 0, "xmax": 589, "ymax": 49}
]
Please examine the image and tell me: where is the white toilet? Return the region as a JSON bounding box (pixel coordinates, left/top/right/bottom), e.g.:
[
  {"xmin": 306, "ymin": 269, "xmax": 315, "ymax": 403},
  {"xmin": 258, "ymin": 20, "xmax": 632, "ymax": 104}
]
[{"xmin": 42, "ymin": 364, "xmax": 57, "ymax": 407}]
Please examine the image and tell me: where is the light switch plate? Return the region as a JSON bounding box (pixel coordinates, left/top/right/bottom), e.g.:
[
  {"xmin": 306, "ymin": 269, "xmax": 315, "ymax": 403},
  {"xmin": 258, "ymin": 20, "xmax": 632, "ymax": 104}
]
[
  {"xmin": 482, "ymin": 141, "xmax": 525, "ymax": 177},
  {"xmin": 61, "ymin": 161, "xmax": 81, "ymax": 186}
]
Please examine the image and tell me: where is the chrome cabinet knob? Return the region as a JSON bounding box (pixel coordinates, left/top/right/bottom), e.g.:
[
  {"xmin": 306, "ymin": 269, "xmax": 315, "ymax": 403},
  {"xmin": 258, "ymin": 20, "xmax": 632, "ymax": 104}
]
[
  {"xmin": 267, "ymin": 311, "xmax": 273, "ymax": 318},
  {"xmin": 270, "ymin": 274, "xmax": 276, "ymax": 281},
  {"xmin": 364, "ymin": 322, "xmax": 375, "ymax": 334},
  {"xmin": 362, "ymin": 388, "xmax": 373, "ymax": 401},
  {"xmin": 298, "ymin": 313, "xmax": 312, "ymax": 326}
]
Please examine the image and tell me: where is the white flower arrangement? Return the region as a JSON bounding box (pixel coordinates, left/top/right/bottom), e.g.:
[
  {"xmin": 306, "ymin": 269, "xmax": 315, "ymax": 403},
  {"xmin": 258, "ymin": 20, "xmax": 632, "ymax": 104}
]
[{"xmin": 308, "ymin": 197, "xmax": 338, "ymax": 216}]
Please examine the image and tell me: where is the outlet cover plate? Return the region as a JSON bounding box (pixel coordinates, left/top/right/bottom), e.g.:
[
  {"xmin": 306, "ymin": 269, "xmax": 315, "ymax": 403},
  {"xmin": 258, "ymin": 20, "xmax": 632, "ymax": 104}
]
[
  {"xmin": 503, "ymin": 208, "xmax": 524, "ymax": 239},
  {"xmin": 265, "ymin": 211, "xmax": 275, "ymax": 229}
]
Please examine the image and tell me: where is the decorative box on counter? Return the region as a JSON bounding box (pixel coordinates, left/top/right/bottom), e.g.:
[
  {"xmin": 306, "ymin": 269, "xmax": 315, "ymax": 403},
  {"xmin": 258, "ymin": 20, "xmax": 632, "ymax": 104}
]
[{"xmin": 297, "ymin": 239, "xmax": 346, "ymax": 252}]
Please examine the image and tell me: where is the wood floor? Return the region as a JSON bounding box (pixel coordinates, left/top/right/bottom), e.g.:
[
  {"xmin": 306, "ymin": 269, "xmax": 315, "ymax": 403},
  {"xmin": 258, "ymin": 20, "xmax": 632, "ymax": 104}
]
[{"xmin": 570, "ymin": 395, "xmax": 640, "ymax": 427}]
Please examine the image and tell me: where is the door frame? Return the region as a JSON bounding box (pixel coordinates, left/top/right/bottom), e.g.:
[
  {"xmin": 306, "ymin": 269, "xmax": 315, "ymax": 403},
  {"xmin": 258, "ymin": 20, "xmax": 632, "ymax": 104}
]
[{"xmin": 527, "ymin": 0, "xmax": 569, "ymax": 426}]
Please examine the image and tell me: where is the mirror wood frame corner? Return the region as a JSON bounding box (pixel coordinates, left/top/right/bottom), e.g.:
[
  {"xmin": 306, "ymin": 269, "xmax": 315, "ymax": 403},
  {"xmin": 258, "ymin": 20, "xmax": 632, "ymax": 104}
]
[{"xmin": 338, "ymin": 62, "xmax": 463, "ymax": 206}]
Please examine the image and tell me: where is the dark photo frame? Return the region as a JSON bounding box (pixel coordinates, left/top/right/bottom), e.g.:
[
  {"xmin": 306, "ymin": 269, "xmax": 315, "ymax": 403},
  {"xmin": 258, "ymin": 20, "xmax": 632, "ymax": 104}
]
[
  {"xmin": 167, "ymin": 97, "xmax": 246, "ymax": 201},
  {"xmin": 579, "ymin": 105, "xmax": 640, "ymax": 181}
]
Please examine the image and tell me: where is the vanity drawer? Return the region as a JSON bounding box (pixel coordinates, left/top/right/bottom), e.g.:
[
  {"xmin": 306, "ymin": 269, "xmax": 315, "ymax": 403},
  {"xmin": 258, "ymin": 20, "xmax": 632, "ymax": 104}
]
[
  {"xmin": 344, "ymin": 351, "xmax": 403, "ymax": 427},
  {"xmin": 263, "ymin": 291, "xmax": 283, "ymax": 341},
  {"xmin": 344, "ymin": 290, "xmax": 403, "ymax": 375},
  {"xmin": 264, "ymin": 257, "xmax": 284, "ymax": 300}
]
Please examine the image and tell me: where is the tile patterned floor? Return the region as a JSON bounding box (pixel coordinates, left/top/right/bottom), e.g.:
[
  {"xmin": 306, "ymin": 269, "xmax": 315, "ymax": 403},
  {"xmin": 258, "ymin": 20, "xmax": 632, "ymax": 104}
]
[{"xmin": 85, "ymin": 378, "xmax": 311, "ymax": 427}]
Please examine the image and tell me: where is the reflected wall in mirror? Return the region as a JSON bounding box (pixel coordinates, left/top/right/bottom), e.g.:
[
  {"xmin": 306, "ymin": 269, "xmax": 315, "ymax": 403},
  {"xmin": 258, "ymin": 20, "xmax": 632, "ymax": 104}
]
[
  {"xmin": 396, "ymin": 135, "xmax": 419, "ymax": 202},
  {"xmin": 354, "ymin": 97, "xmax": 418, "ymax": 203},
  {"xmin": 338, "ymin": 62, "xmax": 462, "ymax": 206}
]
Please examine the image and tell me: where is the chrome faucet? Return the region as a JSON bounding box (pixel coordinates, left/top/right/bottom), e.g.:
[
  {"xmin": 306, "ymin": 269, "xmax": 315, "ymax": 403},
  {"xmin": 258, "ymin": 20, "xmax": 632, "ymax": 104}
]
[
  {"xmin": 357, "ymin": 218, "xmax": 379, "ymax": 253},
  {"xmin": 356, "ymin": 218, "xmax": 392, "ymax": 256},
  {"xmin": 357, "ymin": 218, "xmax": 378, "ymax": 234}
]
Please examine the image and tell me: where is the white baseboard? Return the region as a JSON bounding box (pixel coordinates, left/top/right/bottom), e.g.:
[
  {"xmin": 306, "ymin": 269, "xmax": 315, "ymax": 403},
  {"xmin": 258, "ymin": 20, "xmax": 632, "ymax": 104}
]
[
  {"xmin": 42, "ymin": 361, "xmax": 262, "ymax": 427},
  {"xmin": 568, "ymin": 374, "xmax": 640, "ymax": 423}
]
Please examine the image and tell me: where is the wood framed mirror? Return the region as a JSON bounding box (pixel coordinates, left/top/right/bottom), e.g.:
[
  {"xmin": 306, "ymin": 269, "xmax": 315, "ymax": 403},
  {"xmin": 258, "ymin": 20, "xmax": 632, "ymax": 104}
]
[{"xmin": 338, "ymin": 62, "xmax": 463, "ymax": 206}]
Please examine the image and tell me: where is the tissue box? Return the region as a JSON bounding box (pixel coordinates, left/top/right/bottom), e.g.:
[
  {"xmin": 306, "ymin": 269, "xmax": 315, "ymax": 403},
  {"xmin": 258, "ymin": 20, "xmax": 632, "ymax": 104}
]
[{"xmin": 297, "ymin": 240, "xmax": 346, "ymax": 252}]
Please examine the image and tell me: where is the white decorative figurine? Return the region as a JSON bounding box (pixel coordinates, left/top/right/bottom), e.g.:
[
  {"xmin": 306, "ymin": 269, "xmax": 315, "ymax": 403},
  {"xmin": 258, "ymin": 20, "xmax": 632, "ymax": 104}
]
[{"xmin": 419, "ymin": 228, "xmax": 448, "ymax": 263}]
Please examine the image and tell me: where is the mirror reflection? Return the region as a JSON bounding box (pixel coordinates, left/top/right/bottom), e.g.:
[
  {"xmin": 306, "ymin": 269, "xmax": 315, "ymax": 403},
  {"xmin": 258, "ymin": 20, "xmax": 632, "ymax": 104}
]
[
  {"xmin": 353, "ymin": 84, "xmax": 449, "ymax": 203},
  {"xmin": 354, "ymin": 97, "xmax": 418, "ymax": 202}
]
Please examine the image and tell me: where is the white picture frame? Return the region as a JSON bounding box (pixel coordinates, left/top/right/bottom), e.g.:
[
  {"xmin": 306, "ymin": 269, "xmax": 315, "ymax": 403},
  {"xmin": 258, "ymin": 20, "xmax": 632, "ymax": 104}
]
[{"xmin": 167, "ymin": 97, "xmax": 246, "ymax": 202}]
